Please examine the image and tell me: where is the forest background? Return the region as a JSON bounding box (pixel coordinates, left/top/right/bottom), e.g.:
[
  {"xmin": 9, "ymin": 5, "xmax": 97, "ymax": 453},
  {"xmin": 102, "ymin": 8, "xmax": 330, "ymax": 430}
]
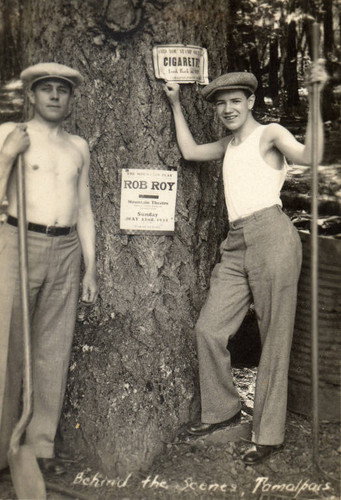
[{"xmin": 0, "ymin": 0, "xmax": 340, "ymax": 480}]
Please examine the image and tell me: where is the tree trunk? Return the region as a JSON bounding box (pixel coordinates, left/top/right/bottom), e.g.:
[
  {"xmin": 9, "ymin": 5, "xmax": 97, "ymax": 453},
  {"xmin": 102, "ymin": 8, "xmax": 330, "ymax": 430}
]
[
  {"xmin": 322, "ymin": 0, "xmax": 336, "ymax": 121},
  {"xmin": 0, "ymin": 0, "xmax": 22, "ymax": 81},
  {"xmin": 283, "ymin": 20, "xmax": 300, "ymax": 110},
  {"xmin": 240, "ymin": 25, "xmax": 265, "ymax": 107},
  {"xmin": 269, "ymin": 38, "xmax": 280, "ymax": 104},
  {"xmin": 20, "ymin": 0, "xmax": 231, "ymax": 474},
  {"xmin": 323, "ymin": 0, "xmax": 333, "ymax": 56},
  {"xmin": 226, "ymin": 0, "xmax": 241, "ymax": 71}
]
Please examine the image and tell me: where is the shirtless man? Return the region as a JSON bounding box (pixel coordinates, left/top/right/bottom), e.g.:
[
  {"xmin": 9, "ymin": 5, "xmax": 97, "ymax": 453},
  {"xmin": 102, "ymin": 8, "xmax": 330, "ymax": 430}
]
[
  {"xmin": 0, "ymin": 63, "xmax": 97, "ymax": 475},
  {"xmin": 164, "ymin": 62, "xmax": 328, "ymax": 464}
]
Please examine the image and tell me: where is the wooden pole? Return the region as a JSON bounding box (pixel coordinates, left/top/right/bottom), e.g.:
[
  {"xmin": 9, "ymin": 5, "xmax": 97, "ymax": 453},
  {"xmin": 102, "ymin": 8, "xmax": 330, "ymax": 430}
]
[
  {"xmin": 8, "ymin": 155, "xmax": 46, "ymax": 499},
  {"xmin": 310, "ymin": 21, "xmax": 320, "ymax": 467}
]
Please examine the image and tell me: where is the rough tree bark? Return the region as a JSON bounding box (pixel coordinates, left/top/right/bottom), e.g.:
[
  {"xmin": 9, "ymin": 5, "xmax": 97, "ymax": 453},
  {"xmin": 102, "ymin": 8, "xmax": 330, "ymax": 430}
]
[{"xmin": 20, "ymin": 0, "xmax": 233, "ymax": 474}]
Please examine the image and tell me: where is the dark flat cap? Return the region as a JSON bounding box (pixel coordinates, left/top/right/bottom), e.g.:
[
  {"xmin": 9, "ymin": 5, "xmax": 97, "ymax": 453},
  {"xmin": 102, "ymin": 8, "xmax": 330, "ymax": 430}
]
[
  {"xmin": 202, "ymin": 72, "xmax": 258, "ymax": 101},
  {"xmin": 20, "ymin": 62, "xmax": 83, "ymax": 89}
]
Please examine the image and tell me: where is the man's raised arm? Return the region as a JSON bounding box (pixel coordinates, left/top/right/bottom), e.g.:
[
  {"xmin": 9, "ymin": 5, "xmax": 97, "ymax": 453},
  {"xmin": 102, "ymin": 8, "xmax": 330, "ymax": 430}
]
[
  {"xmin": 163, "ymin": 82, "xmax": 227, "ymax": 162},
  {"xmin": 268, "ymin": 59, "xmax": 329, "ymax": 166},
  {"xmin": 0, "ymin": 123, "xmax": 30, "ymax": 205}
]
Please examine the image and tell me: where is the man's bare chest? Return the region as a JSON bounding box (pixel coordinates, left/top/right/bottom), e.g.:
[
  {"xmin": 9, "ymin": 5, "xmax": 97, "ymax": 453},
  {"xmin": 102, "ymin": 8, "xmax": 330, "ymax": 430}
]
[{"xmin": 24, "ymin": 138, "xmax": 83, "ymax": 181}]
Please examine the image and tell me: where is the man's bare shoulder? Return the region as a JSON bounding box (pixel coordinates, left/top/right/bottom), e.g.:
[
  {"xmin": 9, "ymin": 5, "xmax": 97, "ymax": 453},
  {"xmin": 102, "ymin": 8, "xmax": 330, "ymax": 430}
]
[
  {"xmin": 262, "ymin": 122, "xmax": 291, "ymax": 141},
  {"xmin": 65, "ymin": 132, "xmax": 90, "ymax": 161},
  {"xmin": 0, "ymin": 122, "xmax": 18, "ymax": 136},
  {"xmin": 66, "ymin": 132, "xmax": 89, "ymax": 150},
  {"xmin": 0, "ymin": 122, "xmax": 22, "ymax": 148}
]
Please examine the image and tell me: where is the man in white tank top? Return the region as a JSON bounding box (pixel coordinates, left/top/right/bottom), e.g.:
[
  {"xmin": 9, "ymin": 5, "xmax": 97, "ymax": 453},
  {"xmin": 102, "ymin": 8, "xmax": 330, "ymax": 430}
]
[{"xmin": 164, "ymin": 62, "xmax": 328, "ymax": 464}]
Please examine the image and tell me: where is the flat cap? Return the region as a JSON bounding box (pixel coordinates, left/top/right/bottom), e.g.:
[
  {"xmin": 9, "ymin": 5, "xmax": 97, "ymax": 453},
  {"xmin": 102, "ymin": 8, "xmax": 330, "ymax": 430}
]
[
  {"xmin": 20, "ymin": 62, "xmax": 83, "ymax": 89},
  {"xmin": 202, "ymin": 72, "xmax": 258, "ymax": 102}
]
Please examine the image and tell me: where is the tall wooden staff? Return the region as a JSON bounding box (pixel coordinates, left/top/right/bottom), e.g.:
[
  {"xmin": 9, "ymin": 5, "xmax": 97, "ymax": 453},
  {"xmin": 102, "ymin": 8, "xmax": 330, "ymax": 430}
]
[
  {"xmin": 310, "ymin": 21, "xmax": 321, "ymax": 468},
  {"xmin": 7, "ymin": 154, "xmax": 47, "ymax": 499}
]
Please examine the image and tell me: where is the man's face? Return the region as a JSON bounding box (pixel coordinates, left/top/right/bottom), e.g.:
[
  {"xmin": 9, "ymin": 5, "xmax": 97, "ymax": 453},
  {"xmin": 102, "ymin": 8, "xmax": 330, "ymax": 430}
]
[
  {"xmin": 214, "ymin": 89, "xmax": 255, "ymax": 131},
  {"xmin": 29, "ymin": 78, "xmax": 72, "ymax": 122}
]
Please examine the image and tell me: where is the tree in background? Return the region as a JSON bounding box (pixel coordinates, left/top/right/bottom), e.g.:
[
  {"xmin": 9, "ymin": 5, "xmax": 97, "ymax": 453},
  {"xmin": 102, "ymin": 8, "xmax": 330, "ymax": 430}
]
[
  {"xmin": 13, "ymin": 0, "xmax": 232, "ymax": 475},
  {"xmin": 0, "ymin": 0, "xmax": 22, "ymax": 81},
  {"xmin": 0, "ymin": 0, "xmax": 339, "ymax": 475},
  {"xmin": 222, "ymin": 0, "xmax": 340, "ymax": 116},
  {"xmin": 1, "ymin": 0, "xmax": 340, "ymax": 117}
]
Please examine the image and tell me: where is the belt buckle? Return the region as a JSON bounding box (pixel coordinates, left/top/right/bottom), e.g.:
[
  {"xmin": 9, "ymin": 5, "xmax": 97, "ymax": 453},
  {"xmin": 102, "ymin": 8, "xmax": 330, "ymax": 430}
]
[{"xmin": 46, "ymin": 225, "xmax": 55, "ymax": 236}]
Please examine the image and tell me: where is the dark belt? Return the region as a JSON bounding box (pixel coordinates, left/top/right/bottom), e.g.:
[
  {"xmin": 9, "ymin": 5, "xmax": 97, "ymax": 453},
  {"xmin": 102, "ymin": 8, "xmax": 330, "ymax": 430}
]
[{"xmin": 7, "ymin": 215, "xmax": 77, "ymax": 237}]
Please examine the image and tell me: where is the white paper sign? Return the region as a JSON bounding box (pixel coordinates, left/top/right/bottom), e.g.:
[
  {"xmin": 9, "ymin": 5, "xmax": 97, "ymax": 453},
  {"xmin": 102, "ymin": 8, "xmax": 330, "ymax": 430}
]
[
  {"xmin": 153, "ymin": 44, "xmax": 209, "ymax": 84},
  {"xmin": 120, "ymin": 168, "xmax": 178, "ymax": 234}
]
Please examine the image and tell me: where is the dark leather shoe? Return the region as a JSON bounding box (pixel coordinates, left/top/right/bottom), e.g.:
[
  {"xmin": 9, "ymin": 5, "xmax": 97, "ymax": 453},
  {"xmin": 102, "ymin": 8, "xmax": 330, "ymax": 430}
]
[
  {"xmin": 187, "ymin": 410, "xmax": 241, "ymax": 436},
  {"xmin": 243, "ymin": 444, "xmax": 283, "ymax": 465},
  {"xmin": 37, "ymin": 457, "xmax": 66, "ymax": 475},
  {"xmin": 56, "ymin": 450, "xmax": 78, "ymax": 463}
]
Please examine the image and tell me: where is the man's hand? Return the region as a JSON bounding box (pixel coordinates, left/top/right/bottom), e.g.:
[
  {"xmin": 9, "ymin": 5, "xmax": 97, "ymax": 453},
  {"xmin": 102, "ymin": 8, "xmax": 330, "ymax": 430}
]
[
  {"xmin": 305, "ymin": 58, "xmax": 329, "ymax": 94},
  {"xmin": 163, "ymin": 82, "xmax": 181, "ymax": 106},
  {"xmin": 81, "ymin": 270, "xmax": 98, "ymax": 305},
  {"xmin": 1, "ymin": 124, "xmax": 30, "ymax": 159}
]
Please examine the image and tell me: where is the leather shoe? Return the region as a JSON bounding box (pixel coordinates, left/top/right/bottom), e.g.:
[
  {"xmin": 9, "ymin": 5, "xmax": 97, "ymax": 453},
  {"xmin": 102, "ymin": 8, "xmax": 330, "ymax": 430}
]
[
  {"xmin": 187, "ymin": 410, "xmax": 241, "ymax": 436},
  {"xmin": 37, "ymin": 457, "xmax": 66, "ymax": 475},
  {"xmin": 56, "ymin": 450, "xmax": 78, "ymax": 463},
  {"xmin": 243, "ymin": 444, "xmax": 283, "ymax": 465}
]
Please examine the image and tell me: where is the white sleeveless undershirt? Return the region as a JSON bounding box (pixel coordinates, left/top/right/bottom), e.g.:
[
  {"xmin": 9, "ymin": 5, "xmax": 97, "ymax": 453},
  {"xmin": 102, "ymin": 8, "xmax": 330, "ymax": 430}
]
[{"xmin": 223, "ymin": 125, "xmax": 287, "ymax": 222}]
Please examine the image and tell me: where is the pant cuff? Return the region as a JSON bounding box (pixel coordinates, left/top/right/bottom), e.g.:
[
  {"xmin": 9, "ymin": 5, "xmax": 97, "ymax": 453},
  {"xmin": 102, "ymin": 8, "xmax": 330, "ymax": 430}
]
[{"xmin": 202, "ymin": 403, "xmax": 241, "ymax": 424}]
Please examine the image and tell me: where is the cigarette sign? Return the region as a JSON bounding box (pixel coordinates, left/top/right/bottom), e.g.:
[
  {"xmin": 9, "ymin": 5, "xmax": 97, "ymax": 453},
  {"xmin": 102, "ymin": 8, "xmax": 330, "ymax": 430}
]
[
  {"xmin": 153, "ymin": 45, "xmax": 209, "ymax": 84},
  {"xmin": 120, "ymin": 168, "xmax": 178, "ymax": 235}
]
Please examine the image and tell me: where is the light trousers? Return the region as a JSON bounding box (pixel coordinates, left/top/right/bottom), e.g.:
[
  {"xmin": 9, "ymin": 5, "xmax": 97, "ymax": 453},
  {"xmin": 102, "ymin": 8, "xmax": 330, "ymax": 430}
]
[
  {"xmin": 0, "ymin": 222, "xmax": 81, "ymax": 468},
  {"xmin": 195, "ymin": 205, "xmax": 302, "ymax": 445}
]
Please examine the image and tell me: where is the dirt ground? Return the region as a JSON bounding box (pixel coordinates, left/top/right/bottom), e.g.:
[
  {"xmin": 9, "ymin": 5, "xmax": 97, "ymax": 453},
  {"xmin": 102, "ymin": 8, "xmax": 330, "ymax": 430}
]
[{"xmin": 0, "ymin": 368, "xmax": 339, "ymax": 500}]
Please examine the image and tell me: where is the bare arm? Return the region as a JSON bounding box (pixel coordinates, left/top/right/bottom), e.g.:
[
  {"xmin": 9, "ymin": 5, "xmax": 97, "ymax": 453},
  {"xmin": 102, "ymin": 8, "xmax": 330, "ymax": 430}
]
[
  {"xmin": 269, "ymin": 59, "xmax": 328, "ymax": 165},
  {"xmin": 164, "ymin": 83, "xmax": 228, "ymax": 162},
  {"xmin": 76, "ymin": 138, "xmax": 98, "ymax": 304},
  {"xmin": 0, "ymin": 123, "xmax": 30, "ymax": 205}
]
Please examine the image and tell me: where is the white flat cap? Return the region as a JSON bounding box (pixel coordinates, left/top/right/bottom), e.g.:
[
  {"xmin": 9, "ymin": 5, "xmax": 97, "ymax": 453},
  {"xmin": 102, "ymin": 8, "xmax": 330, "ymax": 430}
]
[{"xmin": 20, "ymin": 62, "xmax": 83, "ymax": 89}]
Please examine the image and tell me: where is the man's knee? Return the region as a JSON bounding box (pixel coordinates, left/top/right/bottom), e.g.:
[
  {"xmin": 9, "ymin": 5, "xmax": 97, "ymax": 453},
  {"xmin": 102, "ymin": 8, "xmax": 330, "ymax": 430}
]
[
  {"xmin": 195, "ymin": 314, "xmax": 222, "ymax": 345},
  {"xmin": 195, "ymin": 317, "xmax": 210, "ymax": 343}
]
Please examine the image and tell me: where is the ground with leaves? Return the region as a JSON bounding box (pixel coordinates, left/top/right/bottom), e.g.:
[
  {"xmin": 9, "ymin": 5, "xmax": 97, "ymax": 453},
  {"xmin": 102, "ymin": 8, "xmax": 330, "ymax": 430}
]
[{"xmin": 0, "ymin": 368, "xmax": 340, "ymax": 500}]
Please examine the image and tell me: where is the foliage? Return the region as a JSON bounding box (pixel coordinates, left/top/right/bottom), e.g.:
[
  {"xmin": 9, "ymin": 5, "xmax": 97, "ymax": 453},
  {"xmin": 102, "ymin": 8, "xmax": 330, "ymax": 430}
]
[{"xmin": 227, "ymin": 0, "xmax": 340, "ymax": 115}]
